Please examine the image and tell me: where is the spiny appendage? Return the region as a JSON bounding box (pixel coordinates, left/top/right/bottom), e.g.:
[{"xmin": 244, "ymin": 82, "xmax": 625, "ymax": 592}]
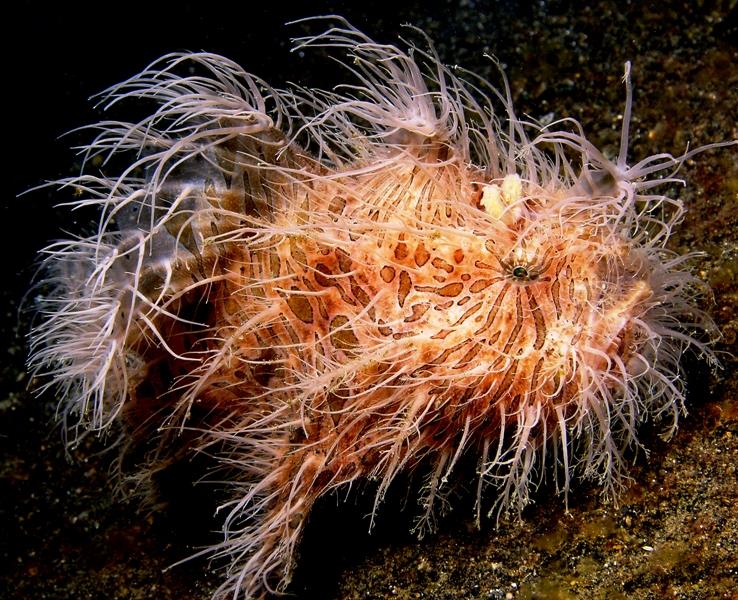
[{"xmin": 27, "ymin": 17, "xmax": 731, "ymax": 600}]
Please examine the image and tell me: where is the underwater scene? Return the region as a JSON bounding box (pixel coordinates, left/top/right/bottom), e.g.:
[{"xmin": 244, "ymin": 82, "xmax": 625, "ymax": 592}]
[{"xmin": 4, "ymin": 2, "xmax": 737, "ymax": 599}]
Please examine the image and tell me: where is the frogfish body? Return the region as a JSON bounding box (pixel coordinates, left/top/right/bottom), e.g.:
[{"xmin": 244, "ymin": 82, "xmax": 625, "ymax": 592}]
[{"xmin": 28, "ymin": 18, "xmax": 733, "ymax": 599}]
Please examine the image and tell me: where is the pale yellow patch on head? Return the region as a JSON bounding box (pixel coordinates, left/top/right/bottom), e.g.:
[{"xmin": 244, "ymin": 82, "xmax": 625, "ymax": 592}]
[
  {"xmin": 500, "ymin": 173, "xmax": 523, "ymax": 204},
  {"xmin": 481, "ymin": 174, "xmax": 524, "ymax": 224}
]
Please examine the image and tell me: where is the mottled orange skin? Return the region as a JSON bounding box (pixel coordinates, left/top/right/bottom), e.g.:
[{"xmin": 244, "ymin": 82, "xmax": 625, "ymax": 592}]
[{"xmin": 121, "ymin": 142, "xmax": 651, "ymax": 589}]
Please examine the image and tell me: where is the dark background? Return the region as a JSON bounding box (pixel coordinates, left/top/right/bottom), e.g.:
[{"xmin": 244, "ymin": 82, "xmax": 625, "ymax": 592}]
[{"xmin": 3, "ymin": 2, "xmax": 737, "ymax": 599}]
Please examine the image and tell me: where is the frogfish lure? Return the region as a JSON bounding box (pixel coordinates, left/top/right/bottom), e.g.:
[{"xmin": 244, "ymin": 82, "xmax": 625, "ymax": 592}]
[{"xmin": 27, "ymin": 16, "xmax": 736, "ymax": 599}]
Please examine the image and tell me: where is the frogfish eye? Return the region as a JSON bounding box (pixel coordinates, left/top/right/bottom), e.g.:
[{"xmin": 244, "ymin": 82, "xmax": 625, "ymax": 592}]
[{"xmin": 512, "ymin": 265, "xmax": 530, "ymax": 279}]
